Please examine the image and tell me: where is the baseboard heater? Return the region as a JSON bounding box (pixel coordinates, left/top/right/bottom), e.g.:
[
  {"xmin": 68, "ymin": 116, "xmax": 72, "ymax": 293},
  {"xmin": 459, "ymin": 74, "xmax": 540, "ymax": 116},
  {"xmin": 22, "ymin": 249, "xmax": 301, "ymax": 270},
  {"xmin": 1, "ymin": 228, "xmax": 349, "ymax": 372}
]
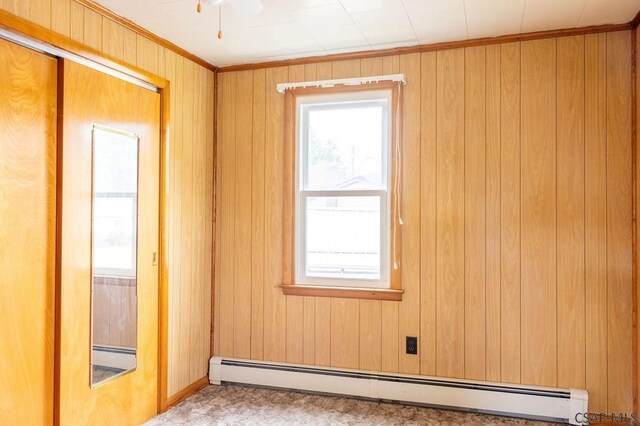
[
  {"xmin": 209, "ymin": 357, "xmax": 587, "ymax": 425},
  {"xmin": 92, "ymin": 345, "xmax": 136, "ymax": 370}
]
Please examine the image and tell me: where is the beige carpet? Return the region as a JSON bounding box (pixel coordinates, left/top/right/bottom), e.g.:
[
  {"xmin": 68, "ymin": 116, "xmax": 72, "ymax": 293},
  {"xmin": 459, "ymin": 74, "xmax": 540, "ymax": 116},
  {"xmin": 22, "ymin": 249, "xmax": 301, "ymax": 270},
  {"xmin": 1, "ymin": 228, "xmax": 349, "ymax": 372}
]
[{"xmin": 146, "ymin": 384, "xmax": 560, "ymax": 425}]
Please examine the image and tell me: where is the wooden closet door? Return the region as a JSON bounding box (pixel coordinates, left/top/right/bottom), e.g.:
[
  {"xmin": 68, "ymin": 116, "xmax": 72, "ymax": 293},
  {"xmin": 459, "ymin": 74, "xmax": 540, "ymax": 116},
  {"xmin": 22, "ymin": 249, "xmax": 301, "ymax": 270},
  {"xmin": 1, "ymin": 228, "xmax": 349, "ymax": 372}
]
[
  {"xmin": 0, "ymin": 39, "xmax": 57, "ymax": 425},
  {"xmin": 58, "ymin": 59, "xmax": 160, "ymax": 425}
]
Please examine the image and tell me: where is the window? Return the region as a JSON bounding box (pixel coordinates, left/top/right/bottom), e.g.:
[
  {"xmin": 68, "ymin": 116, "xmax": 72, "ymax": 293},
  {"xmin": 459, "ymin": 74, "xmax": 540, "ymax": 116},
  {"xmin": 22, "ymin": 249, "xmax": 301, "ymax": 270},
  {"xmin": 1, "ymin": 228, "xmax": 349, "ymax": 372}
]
[{"xmin": 281, "ymin": 81, "xmax": 403, "ymax": 301}]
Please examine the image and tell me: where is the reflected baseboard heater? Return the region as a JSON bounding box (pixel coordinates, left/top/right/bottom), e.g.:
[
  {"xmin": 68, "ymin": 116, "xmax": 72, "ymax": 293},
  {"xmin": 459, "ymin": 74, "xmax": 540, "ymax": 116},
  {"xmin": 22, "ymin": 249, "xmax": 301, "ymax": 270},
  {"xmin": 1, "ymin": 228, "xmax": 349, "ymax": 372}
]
[{"xmin": 209, "ymin": 357, "xmax": 587, "ymax": 425}]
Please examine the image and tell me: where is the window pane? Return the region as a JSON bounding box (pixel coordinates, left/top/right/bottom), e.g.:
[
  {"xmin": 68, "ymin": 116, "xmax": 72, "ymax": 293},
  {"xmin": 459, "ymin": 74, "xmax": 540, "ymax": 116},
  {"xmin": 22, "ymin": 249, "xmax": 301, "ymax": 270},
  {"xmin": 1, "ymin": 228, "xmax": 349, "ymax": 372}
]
[
  {"xmin": 305, "ymin": 196, "xmax": 380, "ymax": 280},
  {"xmin": 305, "ymin": 103, "xmax": 385, "ymax": 190}
]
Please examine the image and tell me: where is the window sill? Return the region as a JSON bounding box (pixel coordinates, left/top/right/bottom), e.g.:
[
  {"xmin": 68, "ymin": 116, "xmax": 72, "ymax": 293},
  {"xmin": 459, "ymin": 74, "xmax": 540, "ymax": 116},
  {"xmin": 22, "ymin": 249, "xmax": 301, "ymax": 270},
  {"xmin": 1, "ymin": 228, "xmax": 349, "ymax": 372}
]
[{"xmin": 280, "ymin": 284, "xmax": 403, "ymax": 301}]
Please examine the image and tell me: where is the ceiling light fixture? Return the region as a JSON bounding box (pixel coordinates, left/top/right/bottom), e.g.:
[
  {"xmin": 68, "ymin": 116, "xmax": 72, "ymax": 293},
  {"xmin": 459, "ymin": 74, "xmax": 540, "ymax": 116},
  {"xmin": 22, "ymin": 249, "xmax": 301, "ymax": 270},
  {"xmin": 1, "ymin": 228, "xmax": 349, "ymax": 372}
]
[{"xmin": 196, "ymin": 0, "xmax": 264, "ymax": 40}]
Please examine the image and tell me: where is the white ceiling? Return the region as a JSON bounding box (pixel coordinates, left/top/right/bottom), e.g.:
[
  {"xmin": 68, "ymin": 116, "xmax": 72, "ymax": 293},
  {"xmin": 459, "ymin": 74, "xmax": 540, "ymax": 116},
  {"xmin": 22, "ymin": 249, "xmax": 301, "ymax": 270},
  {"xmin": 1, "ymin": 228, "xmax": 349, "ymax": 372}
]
[{"xmin": 96, "ymin": 0, "xmax": 640, "ymax": 67}]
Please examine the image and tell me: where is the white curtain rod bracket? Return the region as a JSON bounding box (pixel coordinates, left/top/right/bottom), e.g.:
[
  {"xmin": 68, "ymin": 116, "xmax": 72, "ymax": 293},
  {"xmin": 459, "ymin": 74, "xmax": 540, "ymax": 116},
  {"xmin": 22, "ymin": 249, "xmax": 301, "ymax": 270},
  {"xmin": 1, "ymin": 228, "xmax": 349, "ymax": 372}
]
[{"xmin": 277, "ymin": 74, "xmax": 406, "ymax": 94}]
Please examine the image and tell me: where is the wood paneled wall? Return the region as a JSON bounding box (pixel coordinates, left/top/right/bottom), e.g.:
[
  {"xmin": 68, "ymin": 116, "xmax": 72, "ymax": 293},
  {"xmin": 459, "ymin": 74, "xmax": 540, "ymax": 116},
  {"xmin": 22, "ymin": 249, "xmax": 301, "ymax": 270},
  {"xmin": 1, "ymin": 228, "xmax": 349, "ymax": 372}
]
[
  {"xmin": 93, "ymin": 278, "xmax": 137, "ymax": 348},
  {"xmin": 215, "ymin": 30, "xmax": 635, "ymax": 413},
  {"xmin": 0, "ymin": 0, "xmax": 215, "ymax": 398}
]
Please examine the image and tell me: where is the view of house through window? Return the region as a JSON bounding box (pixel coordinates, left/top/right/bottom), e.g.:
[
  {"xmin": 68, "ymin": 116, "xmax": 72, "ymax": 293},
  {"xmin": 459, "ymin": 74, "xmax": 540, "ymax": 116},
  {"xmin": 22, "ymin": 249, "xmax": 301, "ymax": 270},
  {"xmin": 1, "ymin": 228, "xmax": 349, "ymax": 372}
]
[{"xmin": 296, "ymin": 89, "xmax": 391, "ymax": 288}]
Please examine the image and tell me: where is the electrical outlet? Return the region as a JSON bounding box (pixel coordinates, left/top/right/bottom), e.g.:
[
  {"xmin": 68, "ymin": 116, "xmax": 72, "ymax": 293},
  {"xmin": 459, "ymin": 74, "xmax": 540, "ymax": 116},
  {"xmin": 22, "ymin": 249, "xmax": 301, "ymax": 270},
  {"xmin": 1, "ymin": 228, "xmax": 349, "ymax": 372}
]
[{"xmin": 406, "ymin": 336, "xmax": 418, "ymax": 355}]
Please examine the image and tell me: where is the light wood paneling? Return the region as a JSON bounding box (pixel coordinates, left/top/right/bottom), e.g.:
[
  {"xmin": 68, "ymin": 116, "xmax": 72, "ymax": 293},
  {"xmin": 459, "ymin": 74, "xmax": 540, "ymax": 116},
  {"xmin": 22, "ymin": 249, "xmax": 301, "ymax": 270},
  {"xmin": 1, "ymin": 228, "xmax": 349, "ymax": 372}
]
[
  {"xmin": 606, "ymin": 30, "xmax": 633, "ymax": 412},
  {"xmin": 93, "ymin": 278, "xmax": 137, "ymax": 347},
  {"xmin": 464, "ymin": 45, "xmax": 486, "ymax": 381},
  {"xmin": 214, "ymin": 30, "xmax": 635, "ymax": 412},
  {"xmin": 179, "ymin": 58, "xmax": 194, "ymax": 388},
  {"xmin": 30, "ymin": 0, "xmax": 50, "ymax": 28},
  {"xmin": 263, "ymin": 66, "xmax": 288, "ymax": 362},
  {"xmin": 234, "ymin": 70, "xmax": 253, "ymax": 360},
  {"xmin": 102, "ymin": 18, "xmax": 124, "ymax": 61},
  {"xmin": 419, "ymin": 51, "xmax": 437, "ymax": 377},
  {"xmin": 69, "ymin": 0, "xmax": 83, "ymax": 42},
  {"xmin": 556, "ymin": 35, "xmax": 586, "ymax": 389},
  {"xmin": 485, "ymin": 43, "xmax": 501, "ymax": 382},
  {"xmin": 500, "ymin": 42, "xmax": 521, "ymax": 384},
  {"xmin": 585, "ymin": 32, "xmax": 609, "ymax": 414},
  {"xmin": 0, "ymin": 37, "xmax": 57, "ymax": 426},
  {"xmin": 0, "ymin": 0, "xmax": 216, "ymax": 400},
  {"xmin": 251, "ymin": 68, "xmax": 266, "ymax": 360},
  {"xmin": 218, "ymin": 71, "xmax": 236, "ymax": 357},
  {"xmin": 520, "ymin": 38, "xmax": 557, "ymax": 387},
  {"xmin": 82, "ymin": 7, "xmax": 101, "ymax": 51},
  {"xmin": 51, "ymin": 0, "xmax": 71, "ymax": 37},
  {"xmin": 436, "ymin": 47, "xmax": 465, "ymax": 379}
]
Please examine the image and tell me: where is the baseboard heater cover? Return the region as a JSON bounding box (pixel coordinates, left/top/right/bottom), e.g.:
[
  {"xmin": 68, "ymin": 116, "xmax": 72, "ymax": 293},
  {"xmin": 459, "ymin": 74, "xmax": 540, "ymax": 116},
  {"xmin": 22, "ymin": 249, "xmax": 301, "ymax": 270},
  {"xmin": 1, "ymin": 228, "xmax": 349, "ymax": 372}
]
[
  {"xmin": 209, "ymin": 357, "xmax": 587, "ymax": 425},
  {"xmin": 93, "ymin": 345, "xmax": 136, "ymax": 370}
]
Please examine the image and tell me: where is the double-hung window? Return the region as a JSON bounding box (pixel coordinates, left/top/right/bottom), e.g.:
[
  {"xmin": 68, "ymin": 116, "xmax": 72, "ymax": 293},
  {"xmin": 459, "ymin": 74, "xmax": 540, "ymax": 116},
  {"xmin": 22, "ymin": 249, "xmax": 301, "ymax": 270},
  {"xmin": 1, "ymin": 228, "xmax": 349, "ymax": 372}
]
[{"xmin": 281, "ymin": 80, "xmax": 403, "ymax": 301}]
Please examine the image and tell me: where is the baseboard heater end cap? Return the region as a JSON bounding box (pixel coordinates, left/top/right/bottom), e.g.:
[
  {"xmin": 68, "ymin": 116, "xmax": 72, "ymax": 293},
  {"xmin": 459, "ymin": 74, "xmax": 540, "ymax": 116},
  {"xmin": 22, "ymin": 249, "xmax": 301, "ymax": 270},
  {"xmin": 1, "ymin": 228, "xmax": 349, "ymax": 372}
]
[
  {"xmin": 568, "ymin": 388, "xmax": 589, "ymax": 426},
  {"xmin": 209, "ymin": 356, "xmax": 222, "ymax": 385}
]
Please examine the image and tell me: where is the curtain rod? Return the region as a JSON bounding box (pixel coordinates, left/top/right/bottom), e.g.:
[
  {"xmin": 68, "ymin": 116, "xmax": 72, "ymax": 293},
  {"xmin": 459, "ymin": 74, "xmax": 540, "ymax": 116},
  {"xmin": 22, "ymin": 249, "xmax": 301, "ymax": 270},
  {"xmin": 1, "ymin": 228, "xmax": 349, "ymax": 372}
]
[{"xmin": 276, "ymin": 73, "xmax": 406, "ymax": 94}]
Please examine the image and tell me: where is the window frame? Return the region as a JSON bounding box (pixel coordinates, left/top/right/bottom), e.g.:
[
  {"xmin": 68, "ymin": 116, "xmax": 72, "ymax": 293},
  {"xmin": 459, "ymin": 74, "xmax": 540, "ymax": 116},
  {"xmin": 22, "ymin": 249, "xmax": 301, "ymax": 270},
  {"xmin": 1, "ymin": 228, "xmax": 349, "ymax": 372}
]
[
  {"xmin": 296, "ymin": 91, "xmax": 391, "ymax": 288},
  {"xmin": 281, "ymin": 81, "xmax": 403, "ymax": 301}
]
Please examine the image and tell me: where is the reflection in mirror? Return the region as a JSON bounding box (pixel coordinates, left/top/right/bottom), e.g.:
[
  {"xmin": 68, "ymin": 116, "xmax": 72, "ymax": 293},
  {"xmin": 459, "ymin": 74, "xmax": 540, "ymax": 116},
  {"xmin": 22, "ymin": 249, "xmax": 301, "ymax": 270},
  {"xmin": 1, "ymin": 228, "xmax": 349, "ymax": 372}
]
[{"xmin": 91, "ymin": 125, "xmax": 139, "ymax": 387}]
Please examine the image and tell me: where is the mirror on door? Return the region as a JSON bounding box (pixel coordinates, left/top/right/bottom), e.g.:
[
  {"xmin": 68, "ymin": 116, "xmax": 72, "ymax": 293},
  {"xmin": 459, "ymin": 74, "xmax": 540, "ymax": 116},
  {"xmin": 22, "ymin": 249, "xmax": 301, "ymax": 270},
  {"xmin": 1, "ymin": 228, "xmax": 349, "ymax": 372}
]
[{"xmin": 91, "ymin": 125, "xmax": 139, "ymax": 387}]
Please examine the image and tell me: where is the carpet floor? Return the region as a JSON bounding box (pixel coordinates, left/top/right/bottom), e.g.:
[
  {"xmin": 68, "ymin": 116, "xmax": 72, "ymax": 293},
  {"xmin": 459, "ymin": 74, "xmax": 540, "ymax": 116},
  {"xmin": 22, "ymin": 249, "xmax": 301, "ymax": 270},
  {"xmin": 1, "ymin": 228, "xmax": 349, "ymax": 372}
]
[{"xmin": 146, "ymin": 384, "xmax": 560, "ymax": 425}]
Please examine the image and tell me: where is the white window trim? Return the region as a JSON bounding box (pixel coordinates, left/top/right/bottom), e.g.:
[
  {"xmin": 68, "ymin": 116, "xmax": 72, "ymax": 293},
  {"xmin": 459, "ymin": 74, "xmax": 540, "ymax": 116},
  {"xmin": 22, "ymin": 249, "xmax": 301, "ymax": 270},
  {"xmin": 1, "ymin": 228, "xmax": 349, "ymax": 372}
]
[{"xmin": 294, "ymin": 89, "xmax": 393, "ymax": 289}]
